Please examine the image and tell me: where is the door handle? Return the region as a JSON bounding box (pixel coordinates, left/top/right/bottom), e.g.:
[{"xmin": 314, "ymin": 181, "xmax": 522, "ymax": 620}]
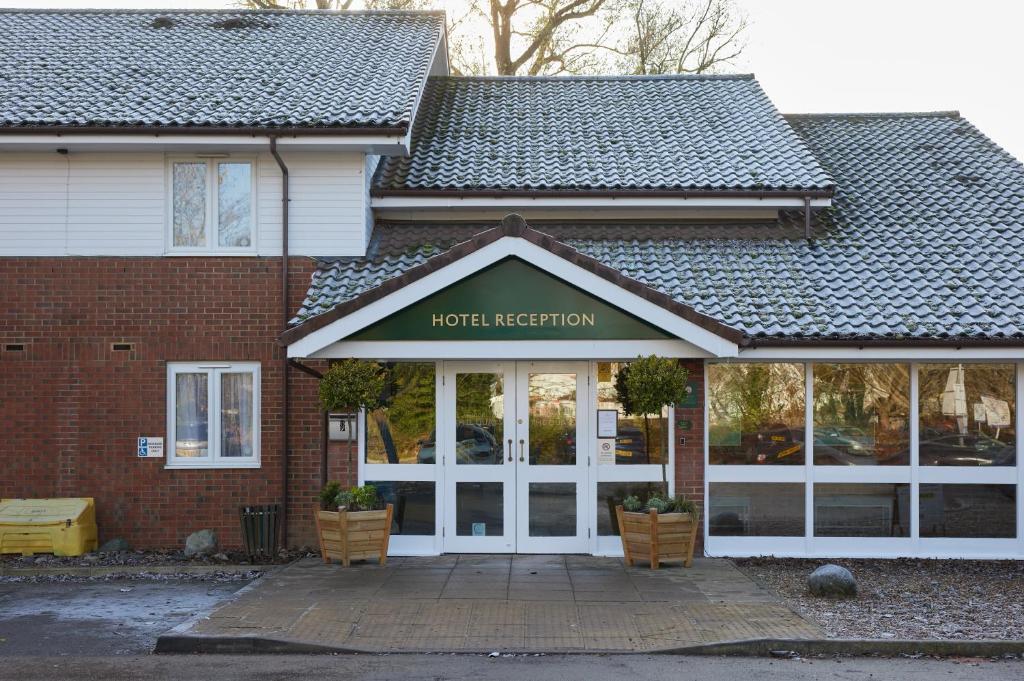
[
  {"xmin": 518, "ymin": 439, "xmax": 525, "ymax": 463},
  {"xmin": 507, "ymin": 438, "xmax": 513, "ymax": 463}
]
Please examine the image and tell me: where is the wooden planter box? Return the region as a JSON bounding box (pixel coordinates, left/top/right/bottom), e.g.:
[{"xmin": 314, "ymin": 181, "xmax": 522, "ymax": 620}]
[
  {"xmin": 315, "ymin": 504, "xmax": 393, "ymax": 567},
  {"xmin": 616, "ymin": 505, "xmax": 700, "ymax": 569}
]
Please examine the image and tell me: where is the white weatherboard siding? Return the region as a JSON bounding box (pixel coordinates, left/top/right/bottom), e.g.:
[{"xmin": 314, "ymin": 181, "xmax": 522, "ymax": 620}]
[
  {"xmin": 0, "ymin": 150, "xmax": 371, "ymax": 257},
  {"xmin": 258, "ymin": 150, "xmax": 369, "ymax": 257}
]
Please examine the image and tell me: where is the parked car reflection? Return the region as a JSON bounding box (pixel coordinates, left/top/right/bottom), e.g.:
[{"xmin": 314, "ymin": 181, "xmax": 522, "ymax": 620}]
[
  {"xmin": 416, "ymin": 424, "xmax": 500, "ymax": 464},
  {"xmin": 919, "ymin": 431, "xmax": 1015, "ymax": 466}
]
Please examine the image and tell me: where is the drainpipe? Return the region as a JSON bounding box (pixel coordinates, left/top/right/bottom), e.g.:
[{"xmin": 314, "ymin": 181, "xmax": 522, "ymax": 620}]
[
  {"xmin": 270, "ymin": 137, "xmax": 290, "ymax": 546},
  {"xmin": 803, "ymin": 195, "xmax": 812, "ymax": 240}
]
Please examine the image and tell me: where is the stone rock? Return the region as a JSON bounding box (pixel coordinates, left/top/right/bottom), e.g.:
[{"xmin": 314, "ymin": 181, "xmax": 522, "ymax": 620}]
[
  {"xmin": 808, "ymin": 564, "xmax": 857, "ymax": 598},
  {"xmin": 81, "ymin": 553, "xmax": 100, "ymax": 562},
  {"xmin": 184, "ymin": 529, "xmax": 218, "ymax": 557},
  {"xmin": 212, "ymin": 552, "xmax": 230, "ymax": 562},
  {"xmin": 99, "ymin": 538, "xmax": 131, "ymax": 553}
]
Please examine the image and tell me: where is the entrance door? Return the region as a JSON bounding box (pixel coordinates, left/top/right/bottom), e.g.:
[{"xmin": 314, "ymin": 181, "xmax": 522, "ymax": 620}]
[{"xmin": 441, "ymin": 361, "xmax": 589, "ymax": 553}]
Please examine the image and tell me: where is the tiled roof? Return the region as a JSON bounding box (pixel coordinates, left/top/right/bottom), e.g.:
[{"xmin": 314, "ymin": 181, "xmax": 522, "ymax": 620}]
[
  {"xmin": 296, "ymin": 111, "xmax": 1024, "ymax": 344},
  {"xmin": 373, "ymin": 75, "xmax": 834, "ymax": 194},
  {"xmin": 0, "ymin": 9, "xmax": 443, "ymax": 131}
]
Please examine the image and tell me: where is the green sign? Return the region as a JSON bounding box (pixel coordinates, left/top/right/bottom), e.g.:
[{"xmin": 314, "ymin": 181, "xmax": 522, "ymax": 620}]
[{"xmin": 350, "ymin": 258, "xmax": 671, "ymax": 341}]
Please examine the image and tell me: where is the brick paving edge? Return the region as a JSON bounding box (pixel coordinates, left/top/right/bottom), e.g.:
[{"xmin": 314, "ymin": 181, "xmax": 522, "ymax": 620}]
[{"xmin": 153, "ymin": 634, "xmax": 1024, "ymax": 658}]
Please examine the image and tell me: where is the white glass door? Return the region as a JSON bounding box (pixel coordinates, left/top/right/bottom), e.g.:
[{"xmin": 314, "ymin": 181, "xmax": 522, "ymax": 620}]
[
  {"xmin": 441, "ymin": 362, "xmax": 517, "ymax": 552},
  {"xmin": 514, "ymin": 362, "xmax": 590, "ymax": 553}
]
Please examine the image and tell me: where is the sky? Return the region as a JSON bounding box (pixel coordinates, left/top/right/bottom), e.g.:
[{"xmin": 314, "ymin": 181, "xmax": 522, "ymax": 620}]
[{"xmin": 3, "ymin": 0, "xmax": 1022, "ymax": 161}]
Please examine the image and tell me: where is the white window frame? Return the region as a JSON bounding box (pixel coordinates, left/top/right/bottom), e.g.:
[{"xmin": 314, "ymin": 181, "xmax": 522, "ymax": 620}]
[
  {"xmin": 704, "ymin": 359, "xmax": 1024, "ymax": 559},
  {"xmin": 165, "ymin": 156, "xmax": 258, "ymax": 255},
  {"xmin": 166, "ymin": 362, "xmax": 261, "ymax": 469}
]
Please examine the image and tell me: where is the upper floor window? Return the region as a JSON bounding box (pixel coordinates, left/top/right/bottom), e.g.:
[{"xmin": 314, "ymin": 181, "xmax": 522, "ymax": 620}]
[{"xmin": 168, "ymin": 158, "xmax": 255, "ymax": 253}]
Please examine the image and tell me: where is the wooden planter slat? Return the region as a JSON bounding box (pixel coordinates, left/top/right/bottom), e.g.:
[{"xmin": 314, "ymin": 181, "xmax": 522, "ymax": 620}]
[
  {"xmin": 615, "ymin": 505, "xmax": 700, "ymax": 569},
  {"xmin": 315, "ymin": 504, "xmax": 393, "ymax": 567}
]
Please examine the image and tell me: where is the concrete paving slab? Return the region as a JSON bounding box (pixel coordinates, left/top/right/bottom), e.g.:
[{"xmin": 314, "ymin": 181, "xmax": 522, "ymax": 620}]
[{"xmin": 161, "ymin": 555, "xmax": 822, "ymax": 653}]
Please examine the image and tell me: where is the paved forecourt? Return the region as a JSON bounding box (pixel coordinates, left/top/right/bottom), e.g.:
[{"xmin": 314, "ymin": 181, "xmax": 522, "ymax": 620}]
[{"xmin": 161, "ymin": 555, "xmax": 821, "ymax": 653}]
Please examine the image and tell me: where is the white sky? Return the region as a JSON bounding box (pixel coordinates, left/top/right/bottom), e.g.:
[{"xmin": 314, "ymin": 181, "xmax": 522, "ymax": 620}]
[{"xmin": 3, "ymin": 0, "xmax": 1023, "ymax": 161}]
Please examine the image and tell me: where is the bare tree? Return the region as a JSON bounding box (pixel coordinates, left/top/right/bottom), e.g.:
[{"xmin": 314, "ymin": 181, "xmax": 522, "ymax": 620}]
[
  {"xmin": 240, "ymin": 0, "xmax": 747, "ymax": 76},
  {"xmin": 614, "ymin": 0, "xmax": 747, "ymax": 75}
]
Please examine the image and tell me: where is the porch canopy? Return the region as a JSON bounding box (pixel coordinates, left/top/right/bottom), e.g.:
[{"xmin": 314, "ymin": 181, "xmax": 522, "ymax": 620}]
[{"xmin": 280, "ymin": 214, "xmax": 742, "ymax": 359}]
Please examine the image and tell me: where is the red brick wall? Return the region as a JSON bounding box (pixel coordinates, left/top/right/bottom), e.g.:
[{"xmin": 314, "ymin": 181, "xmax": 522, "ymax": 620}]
[
  {"xmin": 675, "ymin": 360, "xmax": 706, "ymax": 555},
  {"xmin": 0, "ymin": 256, "xmax": 323, "ymax": 550}
]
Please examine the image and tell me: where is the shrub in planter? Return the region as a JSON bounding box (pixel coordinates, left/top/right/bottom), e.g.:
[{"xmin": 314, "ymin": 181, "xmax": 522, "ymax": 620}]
[
  {"xmin": 315, "ymin": 483, "xmax": 392, "ymax": 567},
  {"xmin": 616, "ymin": 491, "xmax": 701, "ymax": 569}
]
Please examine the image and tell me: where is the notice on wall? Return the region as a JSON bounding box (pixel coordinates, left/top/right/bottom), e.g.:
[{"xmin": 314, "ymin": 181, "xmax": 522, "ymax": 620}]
[
  {"xmin": 981, "ymin": 394, "xmax": 1012, "ymax": 427},
  {"xmin": 472, "ymin": 523, "xmax": 486, "ymax": 537},
  {"xmin": 597, "ymin": 438, "xmax": 616, "ymax": 465},
  {"xmin": 597, "ymin": 409, "xmax": 618, "ymax": 438},
  {"xmin": 137, "ymin": 437, "xmax": 164, "ymax": 458}
]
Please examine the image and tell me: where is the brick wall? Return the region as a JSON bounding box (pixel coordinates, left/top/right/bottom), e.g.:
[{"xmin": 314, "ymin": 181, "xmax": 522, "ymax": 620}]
[
  {"xmin": 675, "ymin": 360, "xmax": 706, "ymax": 555},
  {"xmin": 0, "ymin": 256, "xmax": 323, "ymax": 550}
]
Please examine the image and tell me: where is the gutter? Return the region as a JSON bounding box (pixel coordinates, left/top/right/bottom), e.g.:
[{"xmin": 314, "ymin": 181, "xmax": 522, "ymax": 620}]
[
  {"xmin": 269, "ymin": 137, "xmax": 291, "ymax": 547},
  {"xmin": 743, "ymin": 337, "xmax": 1024, "ymax": 348},
  {"xmin": 0, "ymin": 124, "xmax": 408, "ymax": 137},
  {"xmin": 370, "ymin": 187, "xmax": 836, "ymax": 199}
]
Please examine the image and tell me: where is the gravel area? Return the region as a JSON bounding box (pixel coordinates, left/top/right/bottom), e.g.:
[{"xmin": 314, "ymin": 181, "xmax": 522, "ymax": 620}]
[
  {"xmin": 1, "ymin": 547, "xmax": 312, "ymax": 570},
  {"xmin": 735, "ymin": 558, "xmax": 1024, "ymax": 641}
]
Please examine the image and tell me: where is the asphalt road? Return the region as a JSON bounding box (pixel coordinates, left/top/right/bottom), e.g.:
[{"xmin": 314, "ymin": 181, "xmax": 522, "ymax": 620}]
[
  {"xmin": 1, "ymin": 653, "xmax": 1022, "ymax": 681},
  {"xmin": 0, "ymin": 579, "xmax": 245, "ymax": 656}
]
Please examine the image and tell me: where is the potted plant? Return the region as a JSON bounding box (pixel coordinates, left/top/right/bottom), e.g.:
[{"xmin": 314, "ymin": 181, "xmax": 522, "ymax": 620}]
[
  {"xmin": 315, "ymin": 482, "xmax": 393, "ymax": 567},
  {"xmin": 616, "ymin": 493, "xmax": 701, "ymax": 569},
  {"xmin": 614, "ymin": 355, "xmax": 689, "ymax": 486}
]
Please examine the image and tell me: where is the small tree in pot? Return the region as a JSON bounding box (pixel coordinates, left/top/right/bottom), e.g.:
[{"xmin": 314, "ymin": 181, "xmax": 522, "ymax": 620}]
[{"xmin": 315, "ymin": 360, "xmax": 392, "ymax": 567}]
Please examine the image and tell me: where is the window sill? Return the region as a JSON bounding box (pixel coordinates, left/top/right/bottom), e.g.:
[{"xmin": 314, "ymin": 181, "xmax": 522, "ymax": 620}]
[
  {"xmin": 165, "ymin": 461, "xmax": 262, "ymax": 470},
  {"xmin": 164, "ymin": 250, "xmax": 259, "ymax": 257}
]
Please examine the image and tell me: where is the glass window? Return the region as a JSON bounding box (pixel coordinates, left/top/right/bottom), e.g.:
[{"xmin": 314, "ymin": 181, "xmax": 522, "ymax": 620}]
[
  {"xmin": 708, "ymin": 483, "xmax": 805, "ymax": 536},
  {"xmin": 528, "ymin": 483, "xmax": 576, "ymax": 537},
  {"xmin": 174, "ymin": 372, "xmax": 208, "ymax": 458},
  {"xmin": 813, "ymin": 364, "xmax": 910, "ymax": 465},
  {"xmin": 172, "ymin": 162, "xmax": 206, "ymax": 247},
  {"xmin": 919, "ymin": 484, "xmax": 1016, "ymax": 538},
  {"xmin": 169, "ymin": 158, "xmax": 253, "ymax": 251},
  {"xmin": 596, "ymin": 362, "xmax": 668, "ymax": 465},
  {"xmin": 217, "ymin": 162, "xmax": 253, "ymax": 247},
  {"xmin": 456, "ymin": 482, "xmax": 503, "ymax": 536},
  {"xmin": 919, "ymin": 364, "xmax": 1016, "ymax": 466},
  {"xmin": 708, "ymin": 363, "xmax": 805, "ymax": 465},
  {"xmin": 220, "ymin": 372, "xmax": 254, "ymax": 458},
  {"xmin": 366, "ymin": 363, "xmax": 436, "ymax": 464},
  {"xmin": 813, "ymin": 484, "xmax": 910, "ymax": 537},
  {"xmin": 367, "ymin": 481, "xmax": 436, "ymax": 536},
  {"xmin": 597, "ymin": 482, "xmax": 668, "ymax": 536},
  {"xmin": 168, "ymin": 363, "xmax": 259, "ymax": 468},
  {"xmin": 454, "ymin": 372, "xmax": 504, "ymax": 466},
  {"xmin": 528, "ymin": 373, "xmax": 577, "ymax": 466}
]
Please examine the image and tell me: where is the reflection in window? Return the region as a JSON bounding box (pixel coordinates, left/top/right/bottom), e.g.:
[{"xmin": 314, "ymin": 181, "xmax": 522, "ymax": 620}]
[
  {"xmin": 708, "ymin": 363, "xmax": 805, "ymax": 465},
  {"xmin": 708, "ymin": 483, "xmax": 804, "ymax": 536},
  {"xmin": 596, "ymin": 362, "xmax": 667, "ymax": 465},
  {"xmin": 528, "ymin": 483, "xmax": 576, "ymax": 536},
  {"xmin": 455, "ymin": 373, "xmax": 504, "ymax": 465},
  {"xmin": 528, "ymin": 373, "xmax": 577, "ymax": 465},
  {"xmin": 365, "ymin": 363, "xmax": 436, "ymax": 464},
  {"xmin": 597, "ymin": 482, "xmax": 668, "ymax": 535},
  {"xmin": 367, "ymin": 481, "xmax": 436, "ymax": 535},
  {"xmin": 919, "ymin": 484, "xmax": 1016, "ymax": 538},
  {"xmin": 456, "ymin": 482, "xmax": 503, "ymax": 536},
  {"xmin": 813, "ymin": 364, "xmax": 910, "ymax": 466},
  {"xmin": 813, "ymin": 484, "xmax": 910, "ymax": 537},
  {"xmin": 919, "ymin": 364, "xmax": 1016, "ymax": 466}
]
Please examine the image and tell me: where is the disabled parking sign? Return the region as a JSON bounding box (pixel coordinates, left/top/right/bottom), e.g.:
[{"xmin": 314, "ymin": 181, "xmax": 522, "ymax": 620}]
[{"xmin": 137, "ymin": 437, "xmax": 164, "ymax": 458}]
